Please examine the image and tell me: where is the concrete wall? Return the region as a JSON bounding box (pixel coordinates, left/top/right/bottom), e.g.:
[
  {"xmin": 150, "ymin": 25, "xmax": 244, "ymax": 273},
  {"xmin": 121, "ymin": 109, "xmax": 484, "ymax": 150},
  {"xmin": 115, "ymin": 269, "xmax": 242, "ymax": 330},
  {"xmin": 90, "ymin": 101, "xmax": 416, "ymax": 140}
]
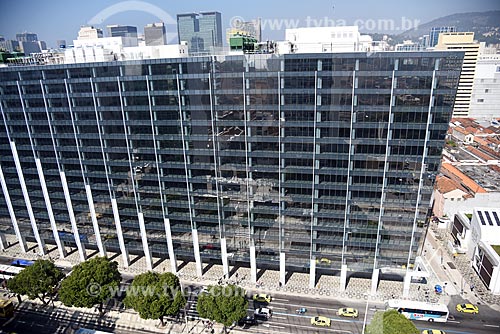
[
  {"xmin": 446, "ymin": 192, "xmax": 500, "ymax": 220},
  {"xmin": 469, "ymin": 55, "xmax": 500, "ymax": 119}
]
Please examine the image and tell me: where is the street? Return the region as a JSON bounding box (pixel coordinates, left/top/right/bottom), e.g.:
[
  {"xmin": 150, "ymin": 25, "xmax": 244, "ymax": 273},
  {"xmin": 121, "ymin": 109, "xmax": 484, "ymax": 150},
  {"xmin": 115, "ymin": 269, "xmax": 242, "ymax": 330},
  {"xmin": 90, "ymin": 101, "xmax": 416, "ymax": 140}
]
[
  {"xmin": 0, "ymin": 252, "xmax": 499, "ymax": 334},
  {"xmin": 2, "ymin": 287, "xmax": 500, "ymax": 334}
]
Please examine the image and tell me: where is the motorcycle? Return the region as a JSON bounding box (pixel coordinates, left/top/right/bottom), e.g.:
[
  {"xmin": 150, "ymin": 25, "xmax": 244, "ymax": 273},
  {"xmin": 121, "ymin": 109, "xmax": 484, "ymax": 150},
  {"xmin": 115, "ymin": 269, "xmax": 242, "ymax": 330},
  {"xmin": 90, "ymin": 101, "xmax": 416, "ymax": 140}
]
[{"xmin": 296, "ymin": 307, "xmax": 307, "ymax": 314}]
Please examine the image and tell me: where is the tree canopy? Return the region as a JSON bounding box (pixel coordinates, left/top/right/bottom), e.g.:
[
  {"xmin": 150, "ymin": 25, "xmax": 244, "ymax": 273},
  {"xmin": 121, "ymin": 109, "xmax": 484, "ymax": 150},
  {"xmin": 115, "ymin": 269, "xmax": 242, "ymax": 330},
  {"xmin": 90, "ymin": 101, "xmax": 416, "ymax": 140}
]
[
  {"xmin": 197, "ymin": 284, "xmax": 248, "ymax": 331},
  {"xmin": 123, "ymin": 271, "xmax": 186, "ymax": 325},
  {"xmin": 6, "ymin": 259, "xmax": 65, "ymax": 305},
  {"xmin": 365, "ymin": 309, "xmax": 419, "ymax": 334},
  {"xmin": 58, "ymin": 257, "xmax": 121, "ymax": 313}
]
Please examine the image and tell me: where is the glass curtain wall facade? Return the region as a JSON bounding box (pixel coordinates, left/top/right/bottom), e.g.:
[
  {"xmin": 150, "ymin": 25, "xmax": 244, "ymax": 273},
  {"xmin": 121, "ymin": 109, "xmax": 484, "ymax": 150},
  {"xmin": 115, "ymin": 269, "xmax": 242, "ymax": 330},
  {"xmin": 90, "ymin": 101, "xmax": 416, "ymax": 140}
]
[
  {"xmin": 177, "ymin": 12, "xmax": 222, "ymax": 55},
  {"xmin": 0, "ymin": 51, "xmax": 463, "ymax": 283}
]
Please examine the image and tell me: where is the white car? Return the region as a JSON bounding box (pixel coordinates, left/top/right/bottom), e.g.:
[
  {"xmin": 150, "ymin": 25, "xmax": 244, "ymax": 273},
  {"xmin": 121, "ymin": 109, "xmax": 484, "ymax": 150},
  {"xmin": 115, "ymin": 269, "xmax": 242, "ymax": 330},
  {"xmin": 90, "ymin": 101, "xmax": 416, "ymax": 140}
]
[{"xmin": 254, "ymin": 307, "xmax": 272, "ymax": 319}]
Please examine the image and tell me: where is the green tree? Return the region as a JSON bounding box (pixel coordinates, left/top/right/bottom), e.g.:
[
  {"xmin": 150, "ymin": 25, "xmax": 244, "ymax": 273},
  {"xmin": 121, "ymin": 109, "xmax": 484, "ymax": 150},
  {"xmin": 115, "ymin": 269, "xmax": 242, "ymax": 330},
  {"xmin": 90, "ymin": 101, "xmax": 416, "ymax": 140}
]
[
  {"xmin": 6, "ymin": 259, "xmax": 64, "ymax": 305},
  {"xmin": 365, "ymin": 309, "xmax": 419, "ymax": 334},
  {"xmin": 197, "ymin": 284, "xmax": 248, "ymax": 333},
  {"xmin": 123, "ymin": 271, "xmax": 186, "ymax": 326},
  {"xmin": 58, "ymin": 257, "xmax": 121, "ymax": 313}
]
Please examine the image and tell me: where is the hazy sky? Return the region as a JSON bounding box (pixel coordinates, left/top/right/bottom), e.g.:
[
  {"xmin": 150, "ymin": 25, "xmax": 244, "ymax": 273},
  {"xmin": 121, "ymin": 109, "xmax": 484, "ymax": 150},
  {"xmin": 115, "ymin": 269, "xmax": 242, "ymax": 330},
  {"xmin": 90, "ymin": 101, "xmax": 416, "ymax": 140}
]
[{"xmin": 1, "ymin": 0, "xmax": 499, "ymax": 47}]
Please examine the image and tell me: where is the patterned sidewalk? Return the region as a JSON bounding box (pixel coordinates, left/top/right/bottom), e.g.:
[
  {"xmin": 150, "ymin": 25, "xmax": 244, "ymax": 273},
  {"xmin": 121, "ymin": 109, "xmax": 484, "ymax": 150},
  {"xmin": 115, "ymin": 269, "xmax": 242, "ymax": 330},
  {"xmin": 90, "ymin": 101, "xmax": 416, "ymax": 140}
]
[{"xmin": 1, "ymin": 233, "xmax": 444, "ymax": 304}]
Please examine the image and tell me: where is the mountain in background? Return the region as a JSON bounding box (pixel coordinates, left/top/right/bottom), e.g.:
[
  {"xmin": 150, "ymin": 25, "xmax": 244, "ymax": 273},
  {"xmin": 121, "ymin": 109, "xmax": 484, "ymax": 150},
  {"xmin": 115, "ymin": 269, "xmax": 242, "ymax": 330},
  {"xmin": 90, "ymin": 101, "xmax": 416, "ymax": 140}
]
[{"xmin": 399, "ymin": 10, "xmax": 500, "ymax": 44}]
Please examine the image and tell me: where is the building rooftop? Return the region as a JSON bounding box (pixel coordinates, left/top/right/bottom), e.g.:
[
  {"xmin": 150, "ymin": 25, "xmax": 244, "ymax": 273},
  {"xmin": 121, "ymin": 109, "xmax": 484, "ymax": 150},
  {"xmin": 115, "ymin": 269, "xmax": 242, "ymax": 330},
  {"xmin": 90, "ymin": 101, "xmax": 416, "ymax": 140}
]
[
  {"xmin": 435, "ymin": 175, "xmax": 469, "ymax": 195},
  {"xmin": 476, "ymin": 209, "xmax": 500, "ymax": 227},
  {"xmin": 493, "ymin": 245, "xmax": 500, "ymax": 256},
  {"xmin": 455, "ymin": 164, "xmax": 500, "ymax": 192},
  {"xmin": 441, "ymin": 163, "xmax": 488, "ymax": 194}
]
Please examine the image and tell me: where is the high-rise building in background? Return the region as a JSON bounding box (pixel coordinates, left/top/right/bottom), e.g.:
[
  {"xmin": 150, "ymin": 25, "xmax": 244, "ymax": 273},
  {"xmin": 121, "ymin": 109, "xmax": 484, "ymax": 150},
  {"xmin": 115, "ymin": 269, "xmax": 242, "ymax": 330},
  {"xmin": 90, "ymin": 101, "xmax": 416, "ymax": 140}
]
[
  {"xmin": 226, "ymin": 18, "xmax": 262, "ymax": 43},
  {"xmin": 57, "ymin": 40, "xmax": 67, "ymax": 48},
  {"xmin": 19, "ymin": 41, "xmax": 41, "ymax": 55},
  {"xmin": 16, "ymin": 32, "xmax": 38, "ymax": 42},
  {"xmin": 435, "ymin": 32, "xmax": 480, "ymax": 117},
  {"xmin": 0, "ymin": 40, "xmax": 20, "ymax": 53},
  {"xmin": 429, "ymin": 26, "xmax": 456, "ymax": 47},
  {"xmin": 468, "ymin": 52, "xmax": 500, "ymax": 119},
  {"xmin": 107, "ymin": 25, "xmax": 138, "ymax": 38},
  {"xmin": 177, "ymin": 12, "xmax": 222, "ymax": 54},
  {"xmin": 14, "ymin": 32, "xmax": 41, "ymax": 54},
  {"xmin": 144, "ymin": 22, "xmax": 167, "ymax": 46},
  {"xmin": 0, "ymin": 50, "xmax": 463, "ymax": 290},
  {"xmin": 78, "ymin": 26, "xmax": 103, "ymax": 40}
]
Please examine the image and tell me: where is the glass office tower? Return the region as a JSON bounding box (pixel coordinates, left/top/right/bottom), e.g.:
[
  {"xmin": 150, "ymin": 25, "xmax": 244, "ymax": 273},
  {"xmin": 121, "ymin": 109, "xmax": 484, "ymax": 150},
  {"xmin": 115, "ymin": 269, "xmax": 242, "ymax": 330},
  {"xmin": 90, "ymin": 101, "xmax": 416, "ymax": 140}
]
[
  {"xmin": 0, "ymin": 51, "xmax": 463, "ymax": 285},
  {"xmin": 177, "ymin": 12, "xmax": 222, "ymax": 54},
  {"xmin": 429, "ymin": 26, "xmax": 457, "ymax": 48}
]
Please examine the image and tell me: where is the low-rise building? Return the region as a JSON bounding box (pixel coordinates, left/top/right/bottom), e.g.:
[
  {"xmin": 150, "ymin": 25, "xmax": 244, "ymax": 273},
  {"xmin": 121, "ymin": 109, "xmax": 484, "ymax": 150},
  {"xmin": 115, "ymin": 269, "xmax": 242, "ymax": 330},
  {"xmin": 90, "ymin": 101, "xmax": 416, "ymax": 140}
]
[
  {"xmin": 284, "ymin": 26, "xmax": 372, "ymax": 53},
  {"xmin": 453, "ymin": 208, "xmax": 500, "ymax": 294}
]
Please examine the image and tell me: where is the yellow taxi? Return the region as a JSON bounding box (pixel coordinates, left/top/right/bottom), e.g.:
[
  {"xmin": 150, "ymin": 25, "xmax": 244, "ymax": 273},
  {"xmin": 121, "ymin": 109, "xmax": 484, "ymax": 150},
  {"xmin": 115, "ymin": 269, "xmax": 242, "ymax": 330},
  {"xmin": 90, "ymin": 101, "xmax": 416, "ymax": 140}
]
[
  {"xmin": 315, "ymin": 258, "xmax": 332, "ymax": 265},
  {"xmin": 456, "ymin": 303, "xmax": 479, "ymax": 314},
  {"xmin": 421, "ymin": 330, "xmax": 446, "ymax": 334},
  {"xmin": 252, "ymin": 293, "xmax": 271, "ymax": 303},
  {"xmin": 337, "ymin": 307, "xmax": 359, "ymax": 318},
  {"xmin": 311, "ymin": 316, "xmax": 331, "ymax": 327}
]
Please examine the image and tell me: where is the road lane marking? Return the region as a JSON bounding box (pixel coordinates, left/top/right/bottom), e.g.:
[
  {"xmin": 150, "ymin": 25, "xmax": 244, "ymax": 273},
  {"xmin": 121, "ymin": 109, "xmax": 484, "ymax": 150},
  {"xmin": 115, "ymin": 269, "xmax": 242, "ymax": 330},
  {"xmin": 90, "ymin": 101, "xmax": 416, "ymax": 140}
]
[
  {"xmin": 272, "ymin": 298, "xmax": 289, "ymax": 302},
  {"xmin": 271, "ymin": 301, "xmax": 339, "ymax": 311},
  {"xmin": 274, "ymin": 312, "xmax": 353, "ymax": 323},
  {"xmin": 272, "ymin": 316, "xmax": 287, "ymax": 320},
  {"xmin": 262, "ymin": 324, "xmax": 286, "ymax": 329},
  {"xmin": 484, "ymin": 324, "xmax": 500, "ymax": 328},
  {"xmin": 270, "ymin": 306, "xmax": 287, "ymax": 310},
  {"xmin": 277, "ymin": 322, "xmax": 353, "ymax": 333}
]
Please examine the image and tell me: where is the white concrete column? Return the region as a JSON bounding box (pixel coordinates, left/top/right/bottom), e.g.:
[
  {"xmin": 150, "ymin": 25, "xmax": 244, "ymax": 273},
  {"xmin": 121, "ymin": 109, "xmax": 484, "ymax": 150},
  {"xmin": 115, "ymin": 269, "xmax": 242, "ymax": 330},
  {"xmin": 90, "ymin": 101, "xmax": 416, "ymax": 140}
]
[
  {"xmin": 111, "ymin": 198, "xmax": 129, "ymax": 268},
  {"xmin": 220, "ymin": 237, "xmax": 229, "ymax": 277},
  {"xmin": 0, "ymin": 234, "xmax": 7, "ymax": 250},
  {"xmin": 85, "ymin": 185, "xmax": 106, "ymax": 257},
  {"xmin": 164, "ymin": 218, "xmax": 177, "ymax": 274},
  {"xmin": 60, "ymin": 171, "xmax": 86, "ymax": 261},
  {"xmin": 279, "ymin": 252, "xmax": 286, "ymax": 286},
  {"xmin": 309, "ymin": 258, "xmax": 316, "ymax": 288},
  {"xmin": 340, "ymin": 264, "xmax": 348, "ymax": 291},
  {"xmin": 192, "ymin": 229, "xmax": 203, "ymax": 277},
  {"xmin": 403, "ymin": 272, "xmax": 412, "ymax": 297},
  {"xmin": 0, "ymin": 165, "xmax": 27, "ymax": 252},
  {"xmin": 35, "ymin": 158, "xmax": 66, "ymax": 258},
  {"xmin": 250, "ymin": 244, "xmax": 257, "ymax": 283},
  {"xmin": 138, "ymin": 212, "xmax": 152, "ymax": 270},
  {"xmin": 371, "ymin": 268, "xmax": 380, "ymax": 295},
  {"xmin": 10, "ymin": 141, "xmax": 46, "ymax": 255}
]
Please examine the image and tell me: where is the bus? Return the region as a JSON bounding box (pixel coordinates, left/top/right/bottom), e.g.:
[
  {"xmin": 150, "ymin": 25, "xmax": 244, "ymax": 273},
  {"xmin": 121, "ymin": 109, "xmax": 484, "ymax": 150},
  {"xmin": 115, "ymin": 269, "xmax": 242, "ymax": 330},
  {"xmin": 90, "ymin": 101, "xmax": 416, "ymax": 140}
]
[
  {"xmin": 0, "ymin": 299, "xmax": 14, "ymax": 318},
  {"xmin": 385, "ymin": 299, "xmax": 449, "ymax": 322},
  {"xmin": 0, "ymin": 264, "xmax": 25, "ymax": 276}
]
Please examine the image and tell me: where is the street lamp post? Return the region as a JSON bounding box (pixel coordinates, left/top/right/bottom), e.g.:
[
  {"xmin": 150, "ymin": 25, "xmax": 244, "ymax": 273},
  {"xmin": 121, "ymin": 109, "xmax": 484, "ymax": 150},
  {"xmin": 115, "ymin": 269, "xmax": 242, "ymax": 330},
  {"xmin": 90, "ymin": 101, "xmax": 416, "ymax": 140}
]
[{"xmin": 362, "ymin": 293, "xmax": 370, "ymax": 334}]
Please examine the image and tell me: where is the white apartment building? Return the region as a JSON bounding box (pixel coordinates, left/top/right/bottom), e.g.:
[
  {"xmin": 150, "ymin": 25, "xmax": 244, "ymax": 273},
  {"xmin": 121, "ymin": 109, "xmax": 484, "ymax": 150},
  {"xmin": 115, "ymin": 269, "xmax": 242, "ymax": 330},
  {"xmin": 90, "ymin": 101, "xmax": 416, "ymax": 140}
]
[
  {"xmin": 435, "ymin": 32, "xmax": 480, "ymax": 117},
  {"xmin": 469, "ymin": 53, "xmax": 500, "ymax": 119}
]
